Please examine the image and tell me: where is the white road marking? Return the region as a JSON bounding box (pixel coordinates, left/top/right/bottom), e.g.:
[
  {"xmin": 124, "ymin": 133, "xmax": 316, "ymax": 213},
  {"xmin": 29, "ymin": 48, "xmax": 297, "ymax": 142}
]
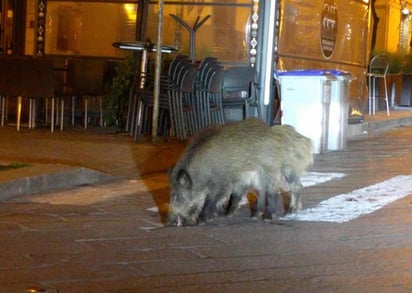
[
  {"xmin": 283, "ymin": 175, "xmax": 412, "ymax": 223},
  {"xmin": 301, "ymin": 171, "xmax": 346, "ymax": 187},
  {"xmin": 147, "ymin": 173, "xmax": 412, "ymax": 225}
]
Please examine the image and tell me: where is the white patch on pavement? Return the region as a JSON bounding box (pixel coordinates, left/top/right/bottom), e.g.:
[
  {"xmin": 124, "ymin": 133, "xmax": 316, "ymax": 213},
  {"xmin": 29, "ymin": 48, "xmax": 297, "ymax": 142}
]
[
  {"xmin": 283, "ymin": 175, "xmax": 412, "ymax": 223},
  {"xmin": 301, "ymin": 171, "xmax": 346, "ymax": 187},
  {"xmin": 147, "ymin": 206, "xmax": 159, "ymax": 212}
]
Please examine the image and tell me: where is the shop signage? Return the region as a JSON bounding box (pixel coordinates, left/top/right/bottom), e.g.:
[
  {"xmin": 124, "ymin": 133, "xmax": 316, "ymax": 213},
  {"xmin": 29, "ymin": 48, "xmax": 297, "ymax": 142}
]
[{"xmin": 320, "ymin": 0, "xmax": 338, "ymax": 59}]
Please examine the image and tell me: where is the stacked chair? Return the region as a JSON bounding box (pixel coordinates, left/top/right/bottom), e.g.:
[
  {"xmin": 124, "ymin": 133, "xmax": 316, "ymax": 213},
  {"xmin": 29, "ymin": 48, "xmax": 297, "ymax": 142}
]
[
  {"xmin": 222, "ymin": 66, "xmax": 259, "ymax": 120},
  {"xmin": 134, "ymin": 59, "xmax": 171, "ymax": 140},
  {"xmin": 195, "ymin": 57, "xmax": 225, "ymax": 128},
  {"xmin": 0, "ymin": 56, "xmax": 58, "ymax": 132},
  {"xmin": 129, "ymin": 55, "xmax": 257, "ymax": 141},
  {"xmin": 133, "ymin": 55, "xmax": 198, "ymax": 141},
  {"xmin": 167, "ymin": 56, "xmax": 198, "ymax": 140}
]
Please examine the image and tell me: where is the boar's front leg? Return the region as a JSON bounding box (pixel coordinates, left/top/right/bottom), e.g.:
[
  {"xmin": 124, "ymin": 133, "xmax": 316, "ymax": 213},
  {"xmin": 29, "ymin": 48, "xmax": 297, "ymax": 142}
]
[
  {"xmin": 225, "ymin": 192, "xmax": 243, "ymax": 216},
  {"xmin": 198, "ymin": 196, "xmax": 218, "ymax": 222},
  {"xmin": 263, "ymin": 191, "xmax": 284, "ymax": 220}
]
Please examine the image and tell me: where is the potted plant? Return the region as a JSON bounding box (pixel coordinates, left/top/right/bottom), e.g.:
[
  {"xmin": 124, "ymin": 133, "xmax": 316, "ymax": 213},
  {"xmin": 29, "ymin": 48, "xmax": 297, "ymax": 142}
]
[{"xmin": 103, "ymin": 52, "xmax": 137, "ymax": 129}]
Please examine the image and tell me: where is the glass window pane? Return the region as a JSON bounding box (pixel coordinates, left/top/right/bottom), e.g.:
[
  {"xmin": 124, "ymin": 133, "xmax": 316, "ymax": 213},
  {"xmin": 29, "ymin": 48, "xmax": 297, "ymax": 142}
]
[
  {"xmin": 147, "ymin": 2, "xmax": 251, "ymax": 62},
  {"xmin": 45, "ymin": 2, "xmax": 137, "ymax": 57}
]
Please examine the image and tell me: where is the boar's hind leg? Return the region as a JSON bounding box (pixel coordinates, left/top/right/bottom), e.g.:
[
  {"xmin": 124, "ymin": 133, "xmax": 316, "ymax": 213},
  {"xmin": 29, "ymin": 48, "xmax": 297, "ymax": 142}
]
[
  {"xmin": 287, "ymin": 179, "xmax": 303, "ymax": 213},
  {"xmin": 282, "ymin": 165, "xmax": 303, "ymax": 213},
  {"xmin": 289, "ymin": 190, "xmax": 302, "ymax": 213},
  {"xmin": 263, "ymin": 191, "xmax": 282, "ymax": 220}
]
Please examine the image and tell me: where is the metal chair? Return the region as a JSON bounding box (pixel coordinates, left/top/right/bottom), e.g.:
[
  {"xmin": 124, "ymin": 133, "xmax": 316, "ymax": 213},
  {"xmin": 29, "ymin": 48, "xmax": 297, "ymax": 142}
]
[
  {"xmin": 203, "ymin": 65, "xmax": 225, "ymax": 126},
  {"xmin": 0, "ymin": 57, "xmax": 58, "ymax": 132},
  {"xmin": 222, "ymin": 66, "xmax": 259, "ymax": 120},
  {"xmin": 367, "ymin": 54, "xmax": 390, "ymax": 116},
  {"xmin": 168, "ymin": 63, "xmax": 198, "ymax": 140},
  {"xmin": 135, "ymin": 67, "xmax": 171, "ymax": 140},
  {"xmin": 195, "ymin": 60, "xmax": 224, "ymax": 128},
  {"xmin": 129, "ymin": 55, "xmax": 191, "ymax": 140},
  {"xmin": 70, "ymin": 58, "xmax": 106, "ymax": 128}
]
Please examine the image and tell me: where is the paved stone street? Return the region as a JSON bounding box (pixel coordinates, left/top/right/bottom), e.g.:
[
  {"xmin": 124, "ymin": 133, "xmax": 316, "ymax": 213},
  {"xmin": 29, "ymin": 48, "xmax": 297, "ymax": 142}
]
[{"xmin": 1, "ymin": 116, "xmax": 412, "ymax": 292}]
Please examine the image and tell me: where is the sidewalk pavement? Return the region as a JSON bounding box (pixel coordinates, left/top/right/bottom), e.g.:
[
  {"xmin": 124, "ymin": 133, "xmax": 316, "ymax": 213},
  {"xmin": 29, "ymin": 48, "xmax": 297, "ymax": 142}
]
[
  {"xmin": 0, "ymin": 125, "xmax": 186, "ymax": 200},
  {"xmin": 0, "ymin": 110, "xmax": 412, "ymax": 200},
  {"xmin": 1, "ymin": 109, "xmax": 412, "ymax": 292},
  {"xmin": 1, "ymin": 109, "xmax": 412, "ymax": 199}
]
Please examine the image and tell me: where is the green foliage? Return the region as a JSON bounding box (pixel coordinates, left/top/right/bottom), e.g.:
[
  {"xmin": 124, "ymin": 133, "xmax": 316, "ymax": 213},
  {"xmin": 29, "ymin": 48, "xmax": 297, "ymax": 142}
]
[
  {"xmin": 386, "ymin": 52, "xmax": 403, "ymax": 74},
  {"xmin": 371, "ymin": 51, "xmax": 412, "ymax": 74},
  {"xmin": 402, "ymin": 52, "xmax": 412, "ymax": 74},
  {"xmin": 103, "ymin": 53, "xmax": 137, "ymax": 129}
]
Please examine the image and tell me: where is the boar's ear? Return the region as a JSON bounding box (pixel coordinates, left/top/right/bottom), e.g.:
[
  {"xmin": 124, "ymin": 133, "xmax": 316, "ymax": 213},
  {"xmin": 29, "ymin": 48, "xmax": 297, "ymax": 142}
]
[{"xmin": 176, "ymin": 169, "xmax": 193, "ymax": 189}]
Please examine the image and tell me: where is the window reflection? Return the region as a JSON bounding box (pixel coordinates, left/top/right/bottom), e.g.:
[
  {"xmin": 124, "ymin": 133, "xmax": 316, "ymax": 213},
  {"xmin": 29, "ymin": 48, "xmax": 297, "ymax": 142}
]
[
  {"xmin": 46, "ymin": 2, "xmax": 137, "ymax": 57},
  {"xmin": 44, "ymin": 1, "xmax": 251, "ymax": 62},
  {"xmin": 146, "ymin": 3, "xmax": 251, "ymax": 62}
]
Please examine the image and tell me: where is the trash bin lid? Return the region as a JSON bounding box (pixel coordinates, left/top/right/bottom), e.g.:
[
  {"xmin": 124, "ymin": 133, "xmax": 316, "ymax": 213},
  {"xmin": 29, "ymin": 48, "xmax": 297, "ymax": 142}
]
[
  {"xmin": 326, "ymin": 69, "xmax": 355, "ymax": 80},
  {"xmin": 326, "ymin": 69, "xmax": 351, "ymax": 76},
  {"xmin": 275, "ymin": 69, "xmax": 354, "ymax": 80},
  {"xmin": 277, "ymin": 69, "xmax": 331, "ymax": 76},
  {"xmin": 275, "ymin": 70, "xmax": 338, "ymax": 81}
]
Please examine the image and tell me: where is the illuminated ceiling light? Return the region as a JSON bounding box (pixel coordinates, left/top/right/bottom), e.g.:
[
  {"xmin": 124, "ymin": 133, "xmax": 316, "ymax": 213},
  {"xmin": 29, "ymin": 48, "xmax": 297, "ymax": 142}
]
[
  {"xmin": 124, "ymin": 4, "xmax": 137, "ymax": 21},
  {"xmin": 402, "ymin": 7, "xmax": 410, "ymax": 15}
]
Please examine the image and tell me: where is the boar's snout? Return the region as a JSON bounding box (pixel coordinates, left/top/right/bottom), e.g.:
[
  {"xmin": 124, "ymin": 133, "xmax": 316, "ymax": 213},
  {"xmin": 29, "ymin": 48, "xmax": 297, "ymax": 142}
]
[{"xmin": 165, "ymin": 212, "xmax": 198, "ymax": 227}]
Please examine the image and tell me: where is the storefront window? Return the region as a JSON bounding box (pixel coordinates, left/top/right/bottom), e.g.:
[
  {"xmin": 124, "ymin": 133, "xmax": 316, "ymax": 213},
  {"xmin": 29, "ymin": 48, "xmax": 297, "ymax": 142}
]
[
  {"xmin": 45, "ymin": 1, "xmax": 137, "ymax": 57},
  {"xmin": 147, "ymin": 1, "xmax": 252, "ymax": 62},
  {"xmin": 44, "ymin": 1, "xmax": 251, "ymax": 61}
]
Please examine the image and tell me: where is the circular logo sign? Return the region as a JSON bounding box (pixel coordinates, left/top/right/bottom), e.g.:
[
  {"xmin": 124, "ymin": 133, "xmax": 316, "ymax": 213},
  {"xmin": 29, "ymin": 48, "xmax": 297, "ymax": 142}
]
[{"xmin": 320, "ymin": 0, "xmax": 338, "ymax": 59}]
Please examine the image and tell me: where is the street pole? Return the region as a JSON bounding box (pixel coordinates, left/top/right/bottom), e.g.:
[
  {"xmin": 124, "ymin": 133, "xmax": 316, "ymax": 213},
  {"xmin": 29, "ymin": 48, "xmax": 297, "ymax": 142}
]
[
  {"xmin": 256, "ymin": 0, "xmax": 278, "ymax": 125},
  {"xmin": 152, "ymin": 0, "xmax": 164, "ymax": 140}
]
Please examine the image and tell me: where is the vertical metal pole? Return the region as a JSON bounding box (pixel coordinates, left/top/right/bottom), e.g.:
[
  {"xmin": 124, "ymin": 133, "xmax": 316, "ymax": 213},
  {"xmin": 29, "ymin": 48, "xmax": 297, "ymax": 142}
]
[
  {"xmin": 29, "ymin": 99, "xmax": 33, "ymax": 129},
  {"xmin": 51, "ymin": 97, "xmax": 55, "ymax": 133},
  {"xmin": 152, "ymin": 0, "xmax": 164, "ymax": 140},
  {"xmin": 1, "ymin": 97, "xmax": 4, "ymax": 127},
  {"xmin": 61, "ymin": 99, "xmax": 64, "ymax": 131},
  {"xmin": 17, "ymin": 96, "xmax": 22, "ymax": 131},
  {"xmin": 256, "ymin": 0, "xmax": 278, "ymax": 125},
  {"xmin": 84, "ymin": 97, "xmax": 88, "ymax": 129}
]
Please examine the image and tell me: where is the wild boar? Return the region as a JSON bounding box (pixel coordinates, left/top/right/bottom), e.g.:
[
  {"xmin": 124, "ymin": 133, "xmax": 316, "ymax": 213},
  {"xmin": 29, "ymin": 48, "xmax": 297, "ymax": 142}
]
[
  {"xmin": 225, "ymin": 124, "xmax": 313, "ymax": 216},
  {"xmin": 270, "ymin": 124, "xmax": 313, "ymax": 213},
  {"xmin": 166, "ymin": 118, "xmax": 312, "ymax": 226}
]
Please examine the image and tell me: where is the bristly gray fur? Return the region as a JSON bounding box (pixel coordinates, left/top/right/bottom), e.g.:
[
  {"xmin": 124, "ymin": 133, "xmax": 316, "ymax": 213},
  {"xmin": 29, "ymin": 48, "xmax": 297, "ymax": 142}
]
[{"xmin": 167, "ymin": 118, "xmax": 313, "ymax": 226}]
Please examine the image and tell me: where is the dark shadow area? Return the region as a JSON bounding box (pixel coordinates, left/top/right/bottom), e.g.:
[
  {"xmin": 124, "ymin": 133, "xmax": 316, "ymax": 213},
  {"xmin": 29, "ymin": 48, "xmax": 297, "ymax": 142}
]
[{"xmin": 148, "ymin": 186, "xmax": 170, "ymax": 224}]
